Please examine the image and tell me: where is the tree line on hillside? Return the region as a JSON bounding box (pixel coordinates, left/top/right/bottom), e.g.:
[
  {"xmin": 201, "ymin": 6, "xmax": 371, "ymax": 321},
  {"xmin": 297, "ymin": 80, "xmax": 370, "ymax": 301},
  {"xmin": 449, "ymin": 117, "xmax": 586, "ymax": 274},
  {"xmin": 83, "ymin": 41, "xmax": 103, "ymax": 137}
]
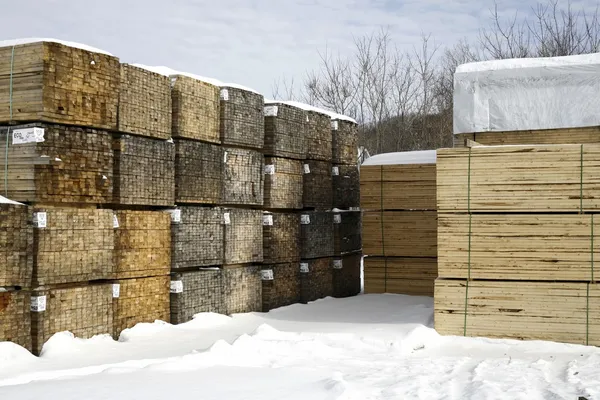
[{"xmin": 272, "ymin": 0, "xmax": 600, "ymax": 157}]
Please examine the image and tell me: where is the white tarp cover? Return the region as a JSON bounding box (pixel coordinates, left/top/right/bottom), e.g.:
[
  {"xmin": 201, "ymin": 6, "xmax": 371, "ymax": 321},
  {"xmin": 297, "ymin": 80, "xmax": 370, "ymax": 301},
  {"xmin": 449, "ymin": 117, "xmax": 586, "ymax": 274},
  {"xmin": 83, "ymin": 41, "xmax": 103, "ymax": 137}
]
[
  {"xmin": 453, "ymin": 53, "xmax": 600, "ymax": 134},
  {"xmin": 361, "ymin": 150, "xmax": 436, "ymax": 166}
]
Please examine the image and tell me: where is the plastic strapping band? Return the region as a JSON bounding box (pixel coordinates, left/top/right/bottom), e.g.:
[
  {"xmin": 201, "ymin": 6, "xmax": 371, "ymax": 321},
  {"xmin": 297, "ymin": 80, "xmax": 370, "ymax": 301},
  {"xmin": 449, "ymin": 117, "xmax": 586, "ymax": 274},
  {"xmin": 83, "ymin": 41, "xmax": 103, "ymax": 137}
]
[
  {"xmin": 380, "ymin": 165, "xmax": 387, "ymax": 292},
  {"xmin": 581, "ymin": 144, "xmax": 584, "ymax": 214},
  {"xmin": 463, "ymin": 147, "xmax": 473, "ymax": 336},
  {"xmin": 587, "ymin": 214, "xmax": 594, "ymax": 345},
  {"xmin": 4, "ymin": 46, "xmax": 15, "ymax": 197}
]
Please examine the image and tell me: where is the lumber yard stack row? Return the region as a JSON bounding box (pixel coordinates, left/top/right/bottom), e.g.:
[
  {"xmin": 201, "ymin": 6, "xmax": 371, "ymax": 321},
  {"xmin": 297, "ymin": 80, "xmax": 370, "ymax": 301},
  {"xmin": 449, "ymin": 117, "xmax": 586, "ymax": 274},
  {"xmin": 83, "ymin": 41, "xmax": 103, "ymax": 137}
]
[
  {"xmin": 0, "ymin": 39, "xmax": 361, "ymax": 354},
  {"xmin": 360, "ymin": 151, "xmax": 437, "ymax": 296},
  {"xmin": 434, "ymin": 53, "xmax": 600, "ymax": 346}
]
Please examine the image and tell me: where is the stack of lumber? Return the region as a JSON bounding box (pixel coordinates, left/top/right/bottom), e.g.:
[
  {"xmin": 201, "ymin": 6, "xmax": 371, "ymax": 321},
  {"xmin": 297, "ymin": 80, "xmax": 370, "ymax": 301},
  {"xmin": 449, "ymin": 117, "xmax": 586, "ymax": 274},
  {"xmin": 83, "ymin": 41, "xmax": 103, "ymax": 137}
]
[
  {"xmin": 170, "ymin": 269, "xmax": 225, "ymax": 323},
  {"xmin": 303, "ymin": 160, "xmax": 333, "ymax": 210},
  {"xmin": 454, "ymin": 127, "xmax": 600, "ymax": 148},
  {"xmin": 260, "ymin": 263, "xmax": 300, "ymax": 311},
  {"xmin": 333, "ymin": 252, "xmax": 362, "ymax": 298},
  {"xmin": 0, "ymin": 201, "xmax": 32, "ymax": 288},
  {"xmin": 0, "ymin": 290, "xmax": 31, "ymax": 351},
  {"xmin": 170, "ymin": 75, "xmax": 220, "ymax": 143},
  {"xmin": 0, "ymin": 123, "xmax": 113, "ymax": 204},
  {"xmin": 331, "ymin": 119, "xmax": 358, "ymax": 165},
  {"xmin": 174, "ymin": 140, "xmax": 222, "ymax": 204},
  {"xmin": 30, "ymin": 283, "xmax": 113, "ymax": 355},
  {"xmin": 223, "ymin": 208, "xmax": 263, "ymax": 265},
  {"xmin": 263, "ymin": 157, "xmax": 303, "ymax": 210},
  {"xmin": 113, "ymin": 134, "xmax": 175, "ymax": 206},
  {"xmin": 263, "ymin": 102, "xmax": 306, "ymax": 160},
  {"xmin": 170, "ymin": 206, "xmax": 223, "ymax": 269},
  {"xmin": 333, "ymin": 211, "xmax": 362, "ymax": 255},
  {"xmin": 223, "ymin": 265, "xmax": 262, "ymax": 314},
  {"xmin": 332, "ymin": 165, "xmax": 360, "ymax": 209},
  {"xmin": 262, "ymin": 212, "xmax": 300, "ymax": 264},
  {"xmin": 118, "ymin": 64, "xmax": 172, "ymax": 139},
  {"xmin": 306, "ymin": 110, "xmax": 332, "ymax": 161},
  {"xmin": 220, "ymin": 86, "xmax": 264, "ymax": 149},
  {"xmin": 360, "ymin": 150, "xmax": 437, "ymax": 296},
  {"xmin": 221, "ymin": 147, "xmax": 264, "ymax": 206},
  {"xmin": 300, "ymin": 211, "xmax": 334, "ymax": 259},
  {"xmin": 435, "ymin": 143, "xmax": 600, "ymax": 346},
  {"xmin": 300, "ymin": 258, "xmax": 333, "ymax": 303},
  {"xmin": 0, "ymin": 41, "xmax": 120, "ymax": 129}
]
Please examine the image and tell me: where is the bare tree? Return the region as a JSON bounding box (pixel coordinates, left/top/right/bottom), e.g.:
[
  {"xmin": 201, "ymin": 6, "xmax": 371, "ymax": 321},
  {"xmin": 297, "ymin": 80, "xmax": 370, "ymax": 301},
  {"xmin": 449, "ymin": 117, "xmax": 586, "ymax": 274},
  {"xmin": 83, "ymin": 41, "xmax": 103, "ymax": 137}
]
[{"xmin": 479, "ymin": 2, "xmax": 532, "ymax": 59}]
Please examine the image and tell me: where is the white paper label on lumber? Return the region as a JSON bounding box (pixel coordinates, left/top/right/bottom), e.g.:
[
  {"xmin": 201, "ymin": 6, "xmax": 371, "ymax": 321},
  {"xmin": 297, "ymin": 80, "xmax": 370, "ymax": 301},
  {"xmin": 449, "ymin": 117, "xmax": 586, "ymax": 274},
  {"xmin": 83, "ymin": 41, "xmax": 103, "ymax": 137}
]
[
  {"xmin": 261, "ymin": 269, "xmax": 274, "ymax": 280},
  {"xmin": 12, "ymin": 127, "xmax": 45, "ymax": 145},
  {"xmin": 30, "ymin": 296, "xmax": 46, "ymax": 312},
  {"xmin": 113, "ymin": 214, "xmax": 119, "ymax": 229},
  {"xmin": 112, "ymin": 284, "xmax": 120, "ymax": 298},
  {"xmin": 263, "ymin": 215, "xmax": 273, "ymax": 226},
  {"xmin": 301, "ymin": 214, "xmax": 311, "ymax": 224},
  {"xmin": 331, "ymin": 121, "xmax": 339, "ymax": 130},
  {"xmin": 167, "ymin": 209, "xmax": 181, "ymax": 223},
  {"xmin": 33, "ymin": 212, "xmax": 47, "ymax": 228},
  {"xmin": 220, "ymin": 89, "xmax": 229, "ymax": 101},
  {"xmin": 303, "ymin": 164, "xmax": 310, "ymax": 174},
  {"xmin": 349, "ymin": 207, "xmax": 360, "ymax": 211},
  {"xmin": 332, "ymin": 167, "xmax": 339, "ymax": 176},
  {"xmin": 333, "ymin": 260, "xmax": 343, "ymax": 269},
  {"xmin": 170, "ymin": 281, "xmax": 183, "ymax": 294},
  {"xmin": 264, "ymin": 165, "xmax": 275, "ymax": 175},
  {"xmin": 223, "ymin": 212, "xmax": 231, "ymax": 225},
  {"xmin": 223, "ymin": 151, "xmax": 228, "ymax": 163},
  {"xmin": 264, "ymin": 105, "xmax": 279, "ymax": 117},
  {"xmin": 300, "ymin": 263, "xmax": 310, "ymax": 273},
  {"xmin": 334, "ymin": 214, "xmax": 342, "ymax": 224}
]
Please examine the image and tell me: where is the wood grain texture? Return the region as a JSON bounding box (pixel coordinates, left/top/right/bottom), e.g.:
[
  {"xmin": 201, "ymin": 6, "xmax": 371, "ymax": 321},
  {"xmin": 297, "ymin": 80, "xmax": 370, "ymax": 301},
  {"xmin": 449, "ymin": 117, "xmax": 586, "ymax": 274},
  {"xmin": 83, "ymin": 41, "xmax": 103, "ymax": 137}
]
[
  {"xmin": 333, "ymin": 211, "xmax": 362, "ymax": 255},
  {"xmin": 302, "ymin": 160, "xmax": 333, "ymax": 210},
  {"xmin": 222, "ymin": 147, "xmax": 264, "ymax": 206},
  {"xmin": 332, "ymin": 119, "xmax": 358, "ymax": 165},
  {"xmin": 262, "ymin": 212, "xmax": 300, "ymax": 264},
  {"xmin": 0, "ymin": 290, "xmax": 31, "ymax": 352},
  {"xmin": 261, "ymin": 263, "xmax": 300, "ymax": 312},
  {"xmin": 264, "ymin": 103, "xmax": 305, "ymax": 160},
  {"xmin": 114, "ymin": 210, "xmax": 171, "ymax": 280},
  {"xmin": 113, "ymin": 134, "xmax": 175, "ymax": 206},
  {"xmin": 332, "ymin": 164, "xmax": 360, "ymax": 209},
  {"xmin": 300, "ymin": 211, "xmax": 334, "ymax": 259},
  {"xmin": 332, "ymin": 252, "xmax": 361, "ymax": 298},
  {"xmin": 224, "ymin": 208, "xmax": 263, "ymax": 265},
  {"xmin": 434, "ymin": 279, "xmax": 600, "ymax": 346},
  {"xmin": 454, "ymin": 126, "xmax": 600, "ymax": 147},
  {"xmin": 118, "ymin": 64, "xmax": 172, "ymax": 139},
  {"xmin": 0, "ymin": 123, "xmax": 113, "ymax": 204},
  {"xmin": 0, "ymin": 204, "xmax": 32, "ymax": 288},
  {"xmin": 0, "ymin": 41, "xmax": 119, "ymax": 129},
  {"xmin": 170, "ymin": 269, "xmax": 225, "ymax": 324},
  {"xmin": 263, "ymin": 157, "xmax": 303, "ymax": 209},
  {"xmin": 300, "ymin": 257, "xmax": 332, "ymax": 303},
  {"xmin": 175, "ymin": 139, "xmax": 222, "ymax": 205},
  {"xmin": 224, "ymin": 265, "xmax": 262, "ymax": 314},
  {"xmin": 219, "ymin": 86, "xmax": 264, "ymax": 149},
  {"xmin": 306, "ymin": 110, "xmax": 332, "ymax": 161},
  {"xmin": 363, "ymin": 257, "xmax": 437, "ymax": 296}
]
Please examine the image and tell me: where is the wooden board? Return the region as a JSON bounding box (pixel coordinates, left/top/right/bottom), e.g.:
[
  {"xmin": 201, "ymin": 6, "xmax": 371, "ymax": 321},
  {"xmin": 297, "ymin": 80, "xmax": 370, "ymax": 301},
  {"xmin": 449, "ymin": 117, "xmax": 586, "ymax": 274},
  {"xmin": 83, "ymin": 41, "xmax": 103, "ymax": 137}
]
[
  {"xmin": 170, "ymin": 269, "xmax": 225, "ymax": 324},
  {"xmin": 0, "ymin": 123, "xmax": 113, "ymax": 204},
  {"xmin": 118, "ymin": 64, "xmax": 172, "ymax": 139},
  {"xmin": 303, "ymin": 160, "xmax": 333, "ymax": 210},
  {"xmin": 31, "ymin": 283, "xmax": 113, "ymax": 355},
  {"xmin": 112, "ymin": 275, "xmax": 170, "ymax": 338},
  {"xmin": 0, "ymin": 41, "xmax": 119, "ymax": 129},
  {"xmin": 171, "ymin": 75, "xmax": 220, "ymax": 143},
  {"xmin": 360, "ymin": 164, "xmax": 436, "ymax": 211},
  {"xmin": 114, "ymin": 210, "xmax": 171, "ymax": 280},
  {"xmin": 0, "ymin": 290, "xmax": 31, "ymax": 351},
  {"xmin": 175, "ymin": 139, "xmax": 222, "ymax": 205},
  {"xmin": 220, "ymin": 86, "xmax": 264, "ymax": 149},
  {"xmin": 454, "ymin": 126, "xmax": 600, "ymax": 148},
  {"xmin": 332, "ymin": 119, "xmax": 358, "ymax": 165},
  {"xmin": 263, "ymin": 157, "xmax": 303, "ymax": 210},
  {"xmin": 300, "ymin": 257, "xmax": 332, "ymax": 303},
  {"xmin": 332, "ymin": 164, "xmax": 360, "ymax": 210},
  {"xmin": 439, "ymin": 213, "xmax": 600, "ymax": 281},
  {"xmin": 306, "ymin": 110, "xmax": 332, "ymax": 161},
  {"xmin": 224, "ymin": 208, "xmax": 263, "ymax": 265},
  {"xmin": 262, "ymin": 212, "xmax": 300, "ymax": 264},
  {"xmin": 300, "ymin": 211, "xmax": 334, "ymax": 259},
  {"xmin": 264, "ymin": 103, "xmax": 305, "ymax": 160},
  {"xmin": 261, "ymin": 263, "xmax": 300, "ymax": 312},
  {"xmin": 223, "ymin": 265, "xmax": 262, "ymax": 314},
  {"xmin": 113, "ymin": 134, "xmax": 175, "ymax": 206},
  {"xmin": 434, "ymin": 279, "xmax": 600, "ymax": 346},
  {"xmin": 170, "ymin": 206, "xmax": 223, "ymax": 269},
  {"xmin": 222, "ymin": 147, "xmax": 264, "ymax": 206},
  {"xmin": 362, "ymin": 211, "xmax": 437, "ymax": 257},
  {"xmin": 333, "ymin": 211, "xmax": 362, "ymax": 255},
  {"xmin": 437, "ymin": 144, "xmax": 600, "ymax": 213},
  {"xmin": 0, "ymin": 203, "xmax": 32, "ymax": 288},
  {"xmin": 363, "ymin": 257, "xmax": 436, "ymax": 296},
  {"xmin": 332, "ymin": 252, "xmax": 361, "ymax": 298},
  {"xmin": 33, "ymin": 207, "xmax": 114, "ymax": 286}
]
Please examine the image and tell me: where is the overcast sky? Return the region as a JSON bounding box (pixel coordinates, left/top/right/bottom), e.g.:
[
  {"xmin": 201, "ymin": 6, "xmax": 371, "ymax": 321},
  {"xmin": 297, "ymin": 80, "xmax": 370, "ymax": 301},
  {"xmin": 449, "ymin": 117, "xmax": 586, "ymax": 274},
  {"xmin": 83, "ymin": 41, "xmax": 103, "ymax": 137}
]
[{"xmin": 4, "ymin": 0, "xmax": 600, "ymax": 95}]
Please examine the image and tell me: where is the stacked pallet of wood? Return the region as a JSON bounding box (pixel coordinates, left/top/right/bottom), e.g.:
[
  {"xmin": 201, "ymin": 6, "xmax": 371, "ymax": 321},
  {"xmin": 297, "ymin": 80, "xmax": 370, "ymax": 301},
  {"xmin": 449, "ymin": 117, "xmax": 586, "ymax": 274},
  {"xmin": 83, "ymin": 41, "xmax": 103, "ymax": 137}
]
[
  {"xmin": 262, "ymin": 212, "xmax": 300, "ymax": 264},
  {"xmin": 221, "ymin": 147, "xmax": 264, "ymax": 206},
  {"xmin": 174, "ymin": 140, "xmax": 222, "ymax": 204},
  {"xmin": 306, "ymin": 109, "xmax": 333, "ymax": 161},
  {"xmin": 300, "ymin": 211, "xmax": 334, "ymax": 260},
  {"xmin": 224, "ymin": 265, "xmax": 262, "ymax": 314},
  {"xmin": 435, "ymin": 143, "xmax": 600, "ymax": 346},
  {"xmin": 0, "ymin": 290, "xmax": 31, "ymax": 351},
  {"xmin": 220, "ymin": 86, "xmax": 264, "ymax": 149},
  {"xmin": 332, "ymin": 165, "xmax": 360, "ymax": 209},
  {"xmin": 303, "ymin": 160, "xmax": 332, "ymax": 210},
  {"xmin": 0, "ymin": 200, "xmax": 32, "ymax": 288},
  {"xmin": 331, "ymin": 119, "xmax": 358, "ymax": 165},
  {"xmin": 113, "ymin": 134, "xmax": 175, "ymax": 206},
  {"xmin": 223, "ymin": 208, "xmax": 263, "ymax": 265},
  {"xmin": 260, "ymin": 263, "xmax": 300, "ymax": 311},
  {"xmin": 333, "ymin": 252, "xmax": 362, "ymax": 298},
  {"xmin": 263, "ymin": 102, "xmax": 306, "ymax": 160},
  {"xmin": 360, "ymin": 150, "xmax": 437, "ymax": 296},
  {"xmin": 263, "ymin": 157, "xmax": 303, "ymax": 209},
  {"xmin": 300, "ymin": 258, "xmax": 333, "ymax": 303},
  {"xmin": 333, "ymin": 211, "xmax": 362, "ymax": 255},
  {"xmin": 170, "ymin": 269, "xmax": 225, "ymax": 323}
]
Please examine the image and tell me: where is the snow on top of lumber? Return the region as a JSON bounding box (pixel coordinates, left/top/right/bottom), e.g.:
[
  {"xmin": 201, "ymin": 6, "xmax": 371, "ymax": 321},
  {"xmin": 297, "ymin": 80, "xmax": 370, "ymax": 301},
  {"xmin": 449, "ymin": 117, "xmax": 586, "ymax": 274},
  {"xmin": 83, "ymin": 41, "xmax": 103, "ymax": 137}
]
[
  {"xmin": 0, "ymin": 38, "xmax": 113, "ymax": 55},
  {"xmin": 456, "ymin": 52, "xmax": 600, "ymax": 73},
  {"xmin": 264, "ymin": 99, "xmax": 357, "ymax": 124},
  {"xmin": 0, "ymin": 195, "xmax": 23, "ymax": 205},
  {"xmin": 132, "ymin": 64, "xmax": 261, "ymax": 94},
  {"xmin": 362, "ymin": 150, "xmax": 436, "ymax": 166}
]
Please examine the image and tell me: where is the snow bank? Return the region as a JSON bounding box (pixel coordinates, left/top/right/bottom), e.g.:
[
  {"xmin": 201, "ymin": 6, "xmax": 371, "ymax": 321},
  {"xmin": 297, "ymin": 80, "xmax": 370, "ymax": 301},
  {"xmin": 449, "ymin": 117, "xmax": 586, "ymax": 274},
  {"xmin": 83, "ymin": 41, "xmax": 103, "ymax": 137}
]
[
  {"xmin": 361, "ymin": 150, "xmax": 436, "ymax": 166},
  {"xmin": 454, "ymin": 53, "xmax": 600, "ymax": 134},
  {"xmin": 0, "ymin": 195, "xmax": 23, "ymax": 205},
  {"xmin": 0, "ymin": 342, "xmax": 36, "ymax": 364},
  {"xmin": 0, "ymin": 38, "xmax": 112, "ymax": 55},
  {"xmin": 264, "ymin": 99, "xmax": 356, "ymax": 124}
]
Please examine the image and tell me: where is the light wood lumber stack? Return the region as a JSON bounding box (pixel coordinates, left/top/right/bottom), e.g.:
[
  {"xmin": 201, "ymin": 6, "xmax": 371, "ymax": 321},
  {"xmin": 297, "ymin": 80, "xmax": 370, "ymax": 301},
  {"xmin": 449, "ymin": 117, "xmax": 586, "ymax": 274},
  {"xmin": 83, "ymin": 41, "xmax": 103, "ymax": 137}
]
[
  {"xmin": 0, "ymin": 290, "xmax": 31, "ymax": 351},
  {"xmin": 332, "ymin": 165, "xmax": 360, "ymax": 209},
  {"xmin": 363, "ymin": 257, "xmax": 436, "ymax": 296},
  {"xmin": 332, "ymin": 252, "xmax": 362, "ymax": 298},
  {"xmin": 221, "ymin": 147, "xmax": 264, "ymax": 206},
  {"xmin": 302, "ymin": 160, "xmax": 333, "ymax": 210},
  {"xmin": 0, "ymin": 41, "xmax": 119, "ymax": 129},
  {"xmin": 0, "ymin": 203, "xmax": 32, "ymax": 288},
  {"xmin": 263, "ymin": 157, "xmax": 303, "ymax": 210},
  {"xmin": 118, "ymin": 64, "xmax": 172, "ymax": 139},
  {"xmin": 262, "ymin": 212, "xmax": 300, "ymax": 264},
  {"xmin": 174, "ymin": 140, "xmax": 222, "ymax": 205},
  {"xmin": 300, "ymin": 257, "xmax": 333, "ymax": 303},
  {"xmin": 300, "ymin": 211, "xmax": 334, "ymax": 259},
  {"xmin": 306, "ymin": 110, "xmax": 332, "ymax": 161},
  {"xmin": 219, "ymin": 86, "xmax": 264, "ymax": 149},
  {"xmin": 453, "ymin": 126, "xmax": 600, "ymax": 148},
  {"xmin": 223, "ymin": 208, "xmax": 263, "ymax": 265},
  {"xmin": 260, "ymin": 263, "xmax": 300, "ymax": 312},
  {"xmin": 263, "ymin": 103, "xmax": 306, "ymax": 160},
  {"xmin": 113, "ymin": 134, "xmax": 175, "ymax": 206}
]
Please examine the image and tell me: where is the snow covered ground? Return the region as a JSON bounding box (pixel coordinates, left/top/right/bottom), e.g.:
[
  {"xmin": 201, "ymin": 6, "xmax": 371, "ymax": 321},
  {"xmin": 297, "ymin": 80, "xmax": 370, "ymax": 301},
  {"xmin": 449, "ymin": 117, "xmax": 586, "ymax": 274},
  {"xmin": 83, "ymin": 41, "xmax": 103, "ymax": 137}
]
[{"xmin": 1, "ymin": 294, "xmax": 599, "ymax": 399}]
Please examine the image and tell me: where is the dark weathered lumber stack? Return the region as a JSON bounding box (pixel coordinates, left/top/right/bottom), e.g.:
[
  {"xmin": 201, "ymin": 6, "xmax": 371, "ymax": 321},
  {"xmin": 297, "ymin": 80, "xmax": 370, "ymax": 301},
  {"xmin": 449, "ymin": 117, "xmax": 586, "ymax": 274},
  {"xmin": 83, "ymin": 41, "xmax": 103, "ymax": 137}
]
[
  {"xmin": 0, "ymin": 290, "xmax": 31, "ymax": 351},
  {"xmin": 333, "ymin": 252, "xmax": 362, "ymax": 298},
  {"xmin": 170, "ymin": 206, "xmax": 223, "ymax": 269},
  {"xmin": 300, "ymin": 258, "xmax": 333, "ymax": 303},
  {"xmin": 260, "ymin": 263, "xmax": 300, "ymax": 311},
  {"xmin": 0, "ymin": 41, "xmax": 120, "ymax": 129},
  {"xmin": 331, "ymin": 119, "xmax": 358, "ymax": 165},
  {"xmin": 306, "ymin": 110, "xmax": 332, "ymax": 161},
  {"xmin": 0, "ymin": 202, "xmax": 32, "ymax": 288},
  {"xmin": 30, "ymin": 283, "xmax": 113, "ymax": 355},
  {"xmin": 224, "ymin": 265, "xmax": 262, "ymax": 314},
  {"xmin": 262, "ymin": 212, "xmax": 300, "ymax": 264},
  {"xmin": 175, "ymin": 140, "xmax": 222, "ymax": 204},
  {"xmin": 332, "ymin": 165, "xmax": 360, "ymax": 209},
  {"xmin": 0, "ymin": 123, "xmax": 113, "ymax": 204},
  {"xmin": 333, "ymin": 211, "xmax": 361, "ymax": 255},
  {"xmin": 224, "ymin": 208, "xmax": 263, "ymax": 265},
  {"xmin": 263, "ymin": 157, "xmax": 303, "ymax": 210},
  {"xmin": 300, "ymin": 211, "xmax": 334, "ymax": 260},
  {"xmin": 170, "ymin": 269, "xmax": 225, "ymax": 323},
  {"xmin": 303, "ymin": 160, "xmax": 333, "ymax": 210},
  {"xmin": 220, "ymin": 87, "xmax": 264, "ymax": 149},
  {"xmin": 264, "ymin": 102, "xmax": 306, "ymax": 160},
  {"xmin": 118, "ymin": 64, "xmax": 172, "ymax": 139},
  {"xmin": 113, "ymin": 134, "xmax": 175, "ymax": 206},
  {"xmin": 222, "ymin": 147, "xmax": 264, "ymax": 206}
]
